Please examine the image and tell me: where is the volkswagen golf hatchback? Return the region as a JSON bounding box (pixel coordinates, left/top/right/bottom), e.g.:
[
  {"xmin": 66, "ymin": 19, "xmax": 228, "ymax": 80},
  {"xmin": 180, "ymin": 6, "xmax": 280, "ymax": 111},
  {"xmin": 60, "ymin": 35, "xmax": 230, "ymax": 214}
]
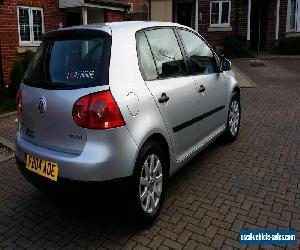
[{"xmin": 16, "ymin": 21, "xmax": 241, "ymax": 224}]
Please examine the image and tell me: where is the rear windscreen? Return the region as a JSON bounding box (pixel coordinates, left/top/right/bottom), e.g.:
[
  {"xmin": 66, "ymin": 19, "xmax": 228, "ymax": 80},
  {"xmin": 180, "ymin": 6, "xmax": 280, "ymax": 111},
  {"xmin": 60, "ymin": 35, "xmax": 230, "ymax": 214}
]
[{"xmin": 24, "ymin": 35, "xmax": 111, "ymax": 89}]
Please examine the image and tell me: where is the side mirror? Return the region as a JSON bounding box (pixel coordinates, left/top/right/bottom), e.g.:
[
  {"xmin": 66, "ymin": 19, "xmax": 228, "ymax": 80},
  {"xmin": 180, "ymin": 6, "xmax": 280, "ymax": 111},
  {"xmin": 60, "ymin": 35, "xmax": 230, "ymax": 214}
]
[{"xmin": 220, "ymin": 57, "xmax": 232, "ymax": 71}]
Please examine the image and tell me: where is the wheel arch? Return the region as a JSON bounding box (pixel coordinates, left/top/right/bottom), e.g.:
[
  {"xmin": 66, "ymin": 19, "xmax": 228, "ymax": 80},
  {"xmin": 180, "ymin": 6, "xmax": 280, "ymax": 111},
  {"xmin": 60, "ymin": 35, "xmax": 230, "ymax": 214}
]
[
  {"xmin": 233, "ymin": 85, "xmax": 240, "ymax": 97},
  {"xmin": 140, "ymin": 133, "xmax": 171, "ymax": 177}
]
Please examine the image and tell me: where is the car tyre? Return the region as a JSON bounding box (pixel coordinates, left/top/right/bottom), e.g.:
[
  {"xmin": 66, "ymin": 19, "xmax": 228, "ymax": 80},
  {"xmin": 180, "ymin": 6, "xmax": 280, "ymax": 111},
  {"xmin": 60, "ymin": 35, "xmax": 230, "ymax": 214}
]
[
  {"xmin": 131, "ymin": 141, "xmax": 167, "ymax": 227},
  {"xmin": 223, "ymin": 92, "xmax": 241, "ymax": 142}
]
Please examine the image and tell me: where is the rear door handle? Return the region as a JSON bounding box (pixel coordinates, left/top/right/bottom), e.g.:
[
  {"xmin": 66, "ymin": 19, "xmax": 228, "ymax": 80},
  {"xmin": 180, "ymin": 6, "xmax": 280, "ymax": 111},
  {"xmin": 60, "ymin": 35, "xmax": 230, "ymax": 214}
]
[
  {"xmin": 198, "ymin": 85, "xmax": 206, "ymax": 93},
  {"xmin": 158, "ymin": 93, "xmax": 169, "ymax": 103}
]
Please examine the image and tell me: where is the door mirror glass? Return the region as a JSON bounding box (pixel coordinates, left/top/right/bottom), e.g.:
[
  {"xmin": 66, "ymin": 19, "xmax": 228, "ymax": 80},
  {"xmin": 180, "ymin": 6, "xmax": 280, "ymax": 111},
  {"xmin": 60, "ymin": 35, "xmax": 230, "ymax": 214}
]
[{"xmin": 220, "ymin": 57, "xmax": 231, "ymax": 71}]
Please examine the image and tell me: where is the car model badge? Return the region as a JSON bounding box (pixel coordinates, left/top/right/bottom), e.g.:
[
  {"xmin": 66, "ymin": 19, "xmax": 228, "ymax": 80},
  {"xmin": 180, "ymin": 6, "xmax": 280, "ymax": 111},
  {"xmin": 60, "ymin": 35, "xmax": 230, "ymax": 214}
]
[{"xmin": 38, "ymin": 98, "xmax": 46, "ymax": 117}]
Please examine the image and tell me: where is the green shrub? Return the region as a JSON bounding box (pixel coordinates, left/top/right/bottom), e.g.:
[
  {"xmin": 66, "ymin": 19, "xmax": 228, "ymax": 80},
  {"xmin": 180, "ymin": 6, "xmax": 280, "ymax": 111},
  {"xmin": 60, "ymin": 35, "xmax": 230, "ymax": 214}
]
[
  {"xmin": 222, "ymin": 36, "xmax": 252, "ymax": 58},
  {"xmin": 8, "ymin": 51, "xmax": 34, "ymax": 96},
  {"xmin": 0, "ymin": 93, "xmax": 16, "ymax": 114},
  {"xmin": 278, "ymin": 37, "xmax": 300, "ymax": 55}
]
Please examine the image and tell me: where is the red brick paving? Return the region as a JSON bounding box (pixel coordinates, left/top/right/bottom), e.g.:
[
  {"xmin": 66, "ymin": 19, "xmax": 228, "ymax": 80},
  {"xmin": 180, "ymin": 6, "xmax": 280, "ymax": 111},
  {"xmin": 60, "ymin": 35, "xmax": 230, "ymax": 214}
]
[{"xmin": 0, "ymin": 59, "xmax": 300, "ymax": 249}]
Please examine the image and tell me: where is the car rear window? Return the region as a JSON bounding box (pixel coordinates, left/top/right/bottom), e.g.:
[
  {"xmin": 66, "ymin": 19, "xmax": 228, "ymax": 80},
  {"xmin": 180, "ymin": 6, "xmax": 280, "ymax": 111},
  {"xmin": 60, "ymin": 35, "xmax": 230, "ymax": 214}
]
[{"xmin": 24, "ymin": 33, "xmax": 111, "ymax": 89}]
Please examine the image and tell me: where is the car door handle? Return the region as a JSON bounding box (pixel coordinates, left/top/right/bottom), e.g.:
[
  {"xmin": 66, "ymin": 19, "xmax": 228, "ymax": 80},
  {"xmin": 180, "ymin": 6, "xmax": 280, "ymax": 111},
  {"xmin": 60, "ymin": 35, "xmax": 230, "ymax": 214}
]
[
  {"xmin": 198, "ymin": 85, "xmax": 206, "ymax": 93},
  {"xmin": 158, "ymin": 93, "xmax": 169, "ymax": 103}
]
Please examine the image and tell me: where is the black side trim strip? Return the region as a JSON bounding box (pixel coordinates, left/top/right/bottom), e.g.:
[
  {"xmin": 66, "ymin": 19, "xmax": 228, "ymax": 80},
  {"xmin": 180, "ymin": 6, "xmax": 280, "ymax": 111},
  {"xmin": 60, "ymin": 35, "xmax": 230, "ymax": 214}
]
[{"xmin": 173, "ymin": 105, "xmax": 225, "ymax": 133}]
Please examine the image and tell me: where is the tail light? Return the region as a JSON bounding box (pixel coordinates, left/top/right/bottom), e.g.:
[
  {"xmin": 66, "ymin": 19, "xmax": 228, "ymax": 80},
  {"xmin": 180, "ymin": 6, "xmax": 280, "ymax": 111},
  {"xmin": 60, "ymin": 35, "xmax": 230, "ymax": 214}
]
[
  {"xmin": 16, "ymin": 89, "xmax": 22, "ymax": 114},
  {"xmin": 72, "ymin": 91, "xmax": 125, "ymax": 129}
]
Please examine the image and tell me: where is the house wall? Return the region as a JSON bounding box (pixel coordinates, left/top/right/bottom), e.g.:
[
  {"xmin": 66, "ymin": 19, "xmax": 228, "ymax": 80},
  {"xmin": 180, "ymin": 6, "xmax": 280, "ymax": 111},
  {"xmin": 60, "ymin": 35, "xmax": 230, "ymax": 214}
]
[
  {"xmin": 254, "ymin": 0, "xmax": 287, "ymax": 51},
  {"xmin": 124, "ymin": 0, "xmax": 149, "ymax": 21},
  {"xmin": 151, "ymin": 0, "xmax": 172, "ymax": 22},
  {"xmin": 279, "ymin": 0, "xmax": 288, "ymax": 38},
  {"xmin": 87, "ymin": 7, "xmax": 105, "ymax": 23},
  {"xmin": 150, "ymin": 0, "xmax": 290, "ymax": 52},
  {"xmin": 0, "ymin": 0, "xmax": 65, "ymax": 86},
  {"xmin": 150, "ymin": 0, "xmax": 248, "ymax": 49},
  {"xmin": 128, "ymin": 0, "xmax": 147, "ymax": 13},
  {"xmin": 198, "ymin": 0, "xmax": 241, "ymax": 47},
  {"xmin": 199, "ymin": 0, "xmax": 288, "ymax": 52},
  {"xmin": 264, "ymin": 0, "xmax": 276, "ymax": 51},
  {"xmin": 105, "ymin": 9, "xmax": 126, "ymax": 22}
]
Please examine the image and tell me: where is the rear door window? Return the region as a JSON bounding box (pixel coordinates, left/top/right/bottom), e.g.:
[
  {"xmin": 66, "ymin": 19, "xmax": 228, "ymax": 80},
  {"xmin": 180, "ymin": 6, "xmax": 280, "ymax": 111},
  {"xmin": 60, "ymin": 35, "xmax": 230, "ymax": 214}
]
[
  {"xmin": 136, "ymin": 33, "xmax": 158, "ymax": 81},
  {"xmin": 24, "ymin": 33, "xmax": 111, "ymax": 89},
  {"xmin": 144, "ymin": 28, "xmax": 188, "ymax": 79}
]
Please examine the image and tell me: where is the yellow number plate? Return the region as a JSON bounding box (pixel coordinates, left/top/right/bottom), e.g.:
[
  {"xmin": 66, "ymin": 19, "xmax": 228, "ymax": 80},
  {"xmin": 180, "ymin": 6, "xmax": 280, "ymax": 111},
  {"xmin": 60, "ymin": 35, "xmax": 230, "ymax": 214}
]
[{"xmin": 26, "ymin": 154, "xmax": 59, "ymax": 181}]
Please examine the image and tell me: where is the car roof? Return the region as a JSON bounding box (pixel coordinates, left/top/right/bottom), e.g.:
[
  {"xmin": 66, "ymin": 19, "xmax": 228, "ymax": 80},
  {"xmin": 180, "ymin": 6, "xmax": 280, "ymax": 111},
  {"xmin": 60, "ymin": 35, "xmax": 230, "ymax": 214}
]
[
  {"xmin": 44, "ymin": 21, "xmax": 192, "ymax": 39},
  {"xmin": 106, "ymin": 21, "xmax": 186, "ymax": 30},
  {"xmin": 80, "ymin": 21, "xmax": 188, "ymax": 29}
]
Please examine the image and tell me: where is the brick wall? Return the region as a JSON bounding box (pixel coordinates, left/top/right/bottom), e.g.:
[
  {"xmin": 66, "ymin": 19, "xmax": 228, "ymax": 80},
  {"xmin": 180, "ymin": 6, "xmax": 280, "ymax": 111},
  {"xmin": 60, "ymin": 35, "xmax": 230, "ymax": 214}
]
[
  {"xmin": 126, "ymin": 12, "xmax": 148, "ymax": 21},
  {"xmin": 197, "ymin": 0, "xmax": 243, "ymax": 49},
  {"xmin": 128, "ymin": 0, "xmax": 147, "ymax": 13},
  {"xmin": 262, "ymin": 0, "xmax": 276, "ymax": 51},
  {"xmin": 196, "ymin": 0, "xmax": 248, "ymax": 50},
  {"xmin": 279, "ymin": 0, "xmax": 288, "ymax": 43},
  {"xmin": 196, "ymin": 0, "xmax": 251, "ymax": 49},
  {"xmin": 235, "ymin": 1, "xmax": 248, "ymax": 39},
  {"xmin": 105, "ymin": 9, "xmax": 126, "ymax": 22},
  {"xmin": 0, "ymin": 0, "xmax": 65, "ymax": 86}
]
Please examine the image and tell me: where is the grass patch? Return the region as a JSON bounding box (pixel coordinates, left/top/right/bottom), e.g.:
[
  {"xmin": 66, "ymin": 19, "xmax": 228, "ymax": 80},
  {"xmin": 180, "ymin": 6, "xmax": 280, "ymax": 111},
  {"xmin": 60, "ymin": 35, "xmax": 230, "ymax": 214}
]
[{"xmin": 0, "ymin": 94, "xmax": 16, "ymax": 115}]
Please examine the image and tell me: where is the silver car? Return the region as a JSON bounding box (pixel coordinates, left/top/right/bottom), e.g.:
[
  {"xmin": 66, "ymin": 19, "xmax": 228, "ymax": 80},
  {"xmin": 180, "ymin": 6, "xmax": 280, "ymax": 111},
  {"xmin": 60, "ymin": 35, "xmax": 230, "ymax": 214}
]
[{"xmin": 16, "ymin": 21, "xmax": 241, "ymax": 224}]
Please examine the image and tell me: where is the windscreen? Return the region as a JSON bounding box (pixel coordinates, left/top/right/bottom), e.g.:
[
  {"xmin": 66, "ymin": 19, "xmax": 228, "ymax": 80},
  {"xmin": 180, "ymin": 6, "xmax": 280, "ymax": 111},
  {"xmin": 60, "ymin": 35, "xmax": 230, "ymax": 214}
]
[{"xmin": 24, "ymin": 35, "xmax": 111, "ymax": 89}]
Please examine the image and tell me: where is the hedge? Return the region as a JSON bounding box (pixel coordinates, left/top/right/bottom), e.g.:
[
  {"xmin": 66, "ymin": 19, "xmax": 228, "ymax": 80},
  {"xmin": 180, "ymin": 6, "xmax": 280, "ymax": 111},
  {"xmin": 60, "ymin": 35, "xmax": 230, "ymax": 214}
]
[
  {"xmin": 8, "ymin": 51, "xmax": 34, "ymax": 96},
  {"xmin": 222, "ymin": 36, "xmax": 253, "ymax": 58},
  {"xmin": 278, "ymin": 37, "xmax": 300, "ymax": 55}
]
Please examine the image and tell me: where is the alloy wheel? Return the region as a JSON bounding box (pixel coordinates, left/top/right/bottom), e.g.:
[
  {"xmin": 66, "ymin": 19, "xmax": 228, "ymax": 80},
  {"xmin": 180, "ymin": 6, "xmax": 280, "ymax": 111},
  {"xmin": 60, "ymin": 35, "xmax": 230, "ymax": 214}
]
[
  {"xmin": 228, "ymin": 99, "xmax": 240, "ymax": 137},
  {"xmin": 139, "ymin": 154, "xmax": 163, "ymax": 214}
]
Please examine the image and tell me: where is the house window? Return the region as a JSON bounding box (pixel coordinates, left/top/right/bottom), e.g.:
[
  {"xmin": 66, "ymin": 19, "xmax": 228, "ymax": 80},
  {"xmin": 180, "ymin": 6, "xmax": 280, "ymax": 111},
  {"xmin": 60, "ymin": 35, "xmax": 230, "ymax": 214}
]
[
  {"xmin": 287, "ymin": 0, "xmax": 299, "ymax": 31},
  {"xmin": 210, "ymin": 1, "xmax": 231, "ymax": 27},
  {"xmin": 18, "ymin": 7, "xmax": 44, "ymax": 46},
  {"xmin": 128, "ymin": 3, "xmax": 134, "ymax": 13}
]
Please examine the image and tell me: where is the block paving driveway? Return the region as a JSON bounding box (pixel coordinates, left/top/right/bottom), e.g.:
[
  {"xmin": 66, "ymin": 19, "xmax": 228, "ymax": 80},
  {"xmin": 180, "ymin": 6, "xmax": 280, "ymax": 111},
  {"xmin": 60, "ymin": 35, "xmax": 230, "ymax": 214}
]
[{"xmin": 0, "ymin": 59, "xmax": 300, "ymax": 249}]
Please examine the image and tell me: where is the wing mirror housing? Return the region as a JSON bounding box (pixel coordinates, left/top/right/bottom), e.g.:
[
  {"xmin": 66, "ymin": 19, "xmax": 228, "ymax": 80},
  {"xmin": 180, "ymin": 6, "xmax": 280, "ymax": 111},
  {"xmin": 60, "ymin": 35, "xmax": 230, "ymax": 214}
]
[{"xmin": 219, "ymin": 55, "xmax": 232, "ymax": 71}]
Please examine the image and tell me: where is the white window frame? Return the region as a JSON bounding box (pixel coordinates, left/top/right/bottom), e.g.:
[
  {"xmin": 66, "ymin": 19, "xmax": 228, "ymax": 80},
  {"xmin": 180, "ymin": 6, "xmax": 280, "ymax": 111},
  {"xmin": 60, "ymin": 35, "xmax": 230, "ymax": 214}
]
[
  {"xmin": 128, "ymin": 3, "xmax": 134, "ymax": 13},
  {"xmin": 287, "ymin": 0, "xmax": 300, "ymax": 32},
  {"xmin": 17, "ymin": 6, "xmax": 44, "ymax": 46},
  {"xmin": 210, "ymin": 1, "xmax": 231, "ymax": 27}
]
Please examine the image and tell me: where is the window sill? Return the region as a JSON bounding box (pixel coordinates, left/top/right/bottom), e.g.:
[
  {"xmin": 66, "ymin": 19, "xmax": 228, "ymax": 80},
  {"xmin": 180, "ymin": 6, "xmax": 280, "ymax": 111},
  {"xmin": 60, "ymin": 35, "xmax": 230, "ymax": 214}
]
[
  {"xmin": 17, "ymin": 46, "xmax": 39, "ymax": 53},
  {"xmin": 208, "ymin": 26, "xmax": 232, "ymax": 32},
  {"xmin": 285, "ymin": 31, "xmax": 300, "ymax": 38}
]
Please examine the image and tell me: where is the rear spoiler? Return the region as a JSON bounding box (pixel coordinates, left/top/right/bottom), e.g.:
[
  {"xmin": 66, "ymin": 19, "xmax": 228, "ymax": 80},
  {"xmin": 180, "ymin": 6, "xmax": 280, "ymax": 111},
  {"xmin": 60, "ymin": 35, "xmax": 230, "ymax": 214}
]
[{"xmin": 43, "ymin": 27, "xmax": 111, "ymax": 40}]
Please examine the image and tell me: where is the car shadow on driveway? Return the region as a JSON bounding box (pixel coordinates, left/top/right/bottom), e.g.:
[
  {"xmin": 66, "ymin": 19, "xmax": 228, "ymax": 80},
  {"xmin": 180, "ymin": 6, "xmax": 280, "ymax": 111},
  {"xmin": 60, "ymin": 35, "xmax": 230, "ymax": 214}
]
[
  {"xmin": 14, "ymin": 182, "xmax": 140, "ymax": 247},
  {"xmin": 7, "ymin": 136, "xmax": 227, "ymax": 248}
]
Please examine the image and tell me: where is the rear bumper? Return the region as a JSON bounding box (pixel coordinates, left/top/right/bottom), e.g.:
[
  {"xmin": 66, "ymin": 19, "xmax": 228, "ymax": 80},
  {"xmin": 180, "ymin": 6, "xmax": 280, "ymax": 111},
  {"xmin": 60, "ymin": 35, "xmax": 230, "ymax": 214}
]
[
  {"xmin": 16, "ymin": 157, "xmax": 132, "ymax": 190},
  {"xmin": 15, "ymin": 126, "xmax": 138, "ymax": 182}
]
